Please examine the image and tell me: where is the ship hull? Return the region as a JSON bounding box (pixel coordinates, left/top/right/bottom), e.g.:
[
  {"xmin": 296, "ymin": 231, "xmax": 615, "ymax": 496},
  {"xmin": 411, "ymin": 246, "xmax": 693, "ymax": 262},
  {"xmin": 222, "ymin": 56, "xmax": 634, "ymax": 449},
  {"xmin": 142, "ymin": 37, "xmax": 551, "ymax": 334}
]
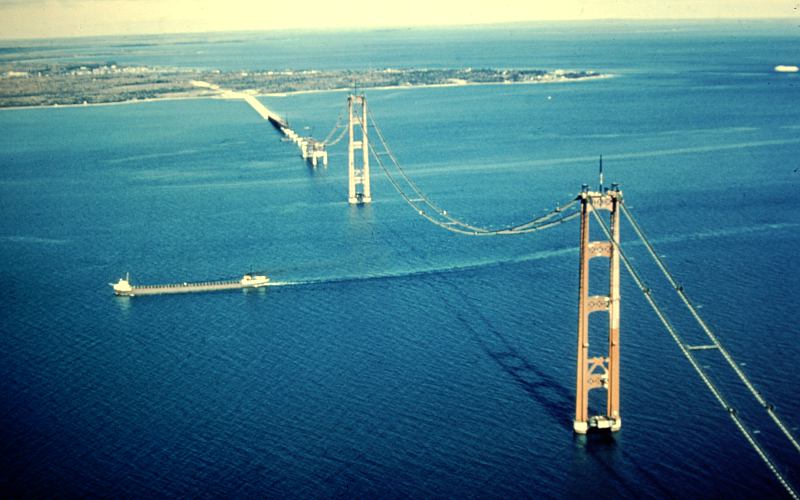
[{"xmin": 112, "ymin": 276, "xmax": 269, "ymax": 296}]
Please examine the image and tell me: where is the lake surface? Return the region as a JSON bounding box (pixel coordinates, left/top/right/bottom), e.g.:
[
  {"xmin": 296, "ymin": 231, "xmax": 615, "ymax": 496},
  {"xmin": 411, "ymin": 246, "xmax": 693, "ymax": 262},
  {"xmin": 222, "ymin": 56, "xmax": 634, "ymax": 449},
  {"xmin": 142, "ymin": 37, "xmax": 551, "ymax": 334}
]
[{"xmin": 1, "ymin": 21, "xmax": 799, "ymax": 497}]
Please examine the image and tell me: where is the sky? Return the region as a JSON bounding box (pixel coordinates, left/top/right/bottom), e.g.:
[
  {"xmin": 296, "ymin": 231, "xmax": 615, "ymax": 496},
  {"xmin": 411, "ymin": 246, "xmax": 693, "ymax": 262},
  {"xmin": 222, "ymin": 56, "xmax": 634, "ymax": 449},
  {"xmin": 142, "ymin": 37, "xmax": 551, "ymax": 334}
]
[{"xmin": 0, "ymin": 0, "xmax": 797, "ymax": 39}]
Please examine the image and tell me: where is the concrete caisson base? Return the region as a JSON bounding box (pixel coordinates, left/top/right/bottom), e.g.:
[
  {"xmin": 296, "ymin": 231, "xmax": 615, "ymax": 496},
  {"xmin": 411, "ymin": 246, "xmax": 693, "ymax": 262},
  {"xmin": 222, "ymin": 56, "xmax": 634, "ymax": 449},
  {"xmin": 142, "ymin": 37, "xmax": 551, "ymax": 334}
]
[{"xmin": 574, "ymin": 416, "xmax": 621, "ymax": 434}]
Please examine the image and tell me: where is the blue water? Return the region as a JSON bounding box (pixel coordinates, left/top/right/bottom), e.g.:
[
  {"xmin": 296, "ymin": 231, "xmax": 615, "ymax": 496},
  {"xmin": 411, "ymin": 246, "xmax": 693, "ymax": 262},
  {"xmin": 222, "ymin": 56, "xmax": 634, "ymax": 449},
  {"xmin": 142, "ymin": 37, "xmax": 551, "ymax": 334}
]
[{"xmin": 1, "ymin": 22, "xmax": 799, "ymax": 498}]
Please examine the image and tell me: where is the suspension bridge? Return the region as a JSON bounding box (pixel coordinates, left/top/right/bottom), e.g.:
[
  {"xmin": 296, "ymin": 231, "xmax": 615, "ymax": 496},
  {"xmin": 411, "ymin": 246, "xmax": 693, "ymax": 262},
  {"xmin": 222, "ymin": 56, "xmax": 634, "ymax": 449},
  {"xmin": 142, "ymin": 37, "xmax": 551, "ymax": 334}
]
[{"xmin": 232, "ymin": 89, "xmax": 798, "ymax": 498}]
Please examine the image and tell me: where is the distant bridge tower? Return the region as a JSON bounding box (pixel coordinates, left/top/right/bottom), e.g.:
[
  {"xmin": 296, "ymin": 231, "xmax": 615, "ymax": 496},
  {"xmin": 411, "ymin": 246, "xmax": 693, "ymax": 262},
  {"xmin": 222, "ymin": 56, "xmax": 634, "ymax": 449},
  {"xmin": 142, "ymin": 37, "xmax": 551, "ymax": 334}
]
[
  {"xmin": 348, "ymin": 94, "xmax": 371, "ymax": 204},
  {"xmin": 574, "ymin": 183, "xmax": 623, "ymax": 434}
]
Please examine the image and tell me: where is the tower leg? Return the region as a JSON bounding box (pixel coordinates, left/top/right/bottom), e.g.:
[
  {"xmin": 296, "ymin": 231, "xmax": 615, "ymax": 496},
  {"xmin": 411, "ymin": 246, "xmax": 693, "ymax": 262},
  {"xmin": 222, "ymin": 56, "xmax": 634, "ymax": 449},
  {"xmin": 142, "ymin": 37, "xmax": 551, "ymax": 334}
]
[
  {"xmin": 575, "ymin": 197, "xmax": 590, "ymax": 434},
  {"xmin": 607, "ymin": 196, "xmax": 621, "ymax": 430}
]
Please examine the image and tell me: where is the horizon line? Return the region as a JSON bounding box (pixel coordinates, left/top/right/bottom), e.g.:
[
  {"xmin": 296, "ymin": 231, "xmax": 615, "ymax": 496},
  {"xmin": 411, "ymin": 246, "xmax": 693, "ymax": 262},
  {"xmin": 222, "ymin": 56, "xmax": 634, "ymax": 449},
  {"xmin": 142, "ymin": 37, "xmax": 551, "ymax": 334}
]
[{"xmin": 0, "ymin": 17, "xmax": 795, "ymax": 43}]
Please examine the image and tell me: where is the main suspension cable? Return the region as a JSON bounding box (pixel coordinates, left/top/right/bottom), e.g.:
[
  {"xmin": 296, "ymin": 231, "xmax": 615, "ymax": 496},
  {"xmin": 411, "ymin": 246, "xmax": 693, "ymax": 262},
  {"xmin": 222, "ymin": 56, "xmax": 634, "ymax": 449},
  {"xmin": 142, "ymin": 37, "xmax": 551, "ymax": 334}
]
[
  {"xmin": 367, "ymin": 109, "xmax": 580, "ymax": 235},
  {"xmin": 368, "ymin": 108, "xmax": 488, "ymax": 232},
  {"xmin": 367, "ymin": 138, "xmax": 580, "ymax": 236},
  {"xmin": 620, "ymin": 203, "xmax": 800, "ymax": 455},
  {"xmin": 588, "ymin": 199, "xmax": 798, "ymax": 499},
  {"xmin": 322, "ymin": 105, "xmax": 348, "ymax": 145},
  {"xmin": 324, "ymin": 126, "xmax": 348, "ymax": 147}
]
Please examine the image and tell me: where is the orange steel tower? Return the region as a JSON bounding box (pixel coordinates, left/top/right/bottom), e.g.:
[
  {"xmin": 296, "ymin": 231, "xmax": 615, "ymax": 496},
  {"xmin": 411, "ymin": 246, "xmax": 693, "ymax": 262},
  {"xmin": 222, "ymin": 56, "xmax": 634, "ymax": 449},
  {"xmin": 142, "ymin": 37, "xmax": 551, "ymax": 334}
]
[
  {"xmin": 348, "ymin": 94, "xmax": 371, "ymax": 204},
  {"xmin": 574, "ymin": 183, "xmax": 622, "ymax": 434}
]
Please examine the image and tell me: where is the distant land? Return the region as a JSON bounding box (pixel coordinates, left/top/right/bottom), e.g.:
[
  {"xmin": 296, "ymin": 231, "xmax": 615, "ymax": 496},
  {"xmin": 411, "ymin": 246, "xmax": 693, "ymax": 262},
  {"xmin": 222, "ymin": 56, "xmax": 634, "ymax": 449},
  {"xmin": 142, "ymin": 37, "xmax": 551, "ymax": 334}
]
[{"xmin": 0, "ymin": 62, "xmax": 605, "ymax": 108}]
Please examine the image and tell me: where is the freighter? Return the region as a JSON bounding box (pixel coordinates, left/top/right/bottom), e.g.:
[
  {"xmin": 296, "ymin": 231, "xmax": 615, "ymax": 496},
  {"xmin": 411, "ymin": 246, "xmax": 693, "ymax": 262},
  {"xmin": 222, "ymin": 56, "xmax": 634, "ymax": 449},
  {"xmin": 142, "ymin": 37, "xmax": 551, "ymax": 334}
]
[{"xmin": 110, "ymin": 273, "xmax": 269, "ymax": 296}]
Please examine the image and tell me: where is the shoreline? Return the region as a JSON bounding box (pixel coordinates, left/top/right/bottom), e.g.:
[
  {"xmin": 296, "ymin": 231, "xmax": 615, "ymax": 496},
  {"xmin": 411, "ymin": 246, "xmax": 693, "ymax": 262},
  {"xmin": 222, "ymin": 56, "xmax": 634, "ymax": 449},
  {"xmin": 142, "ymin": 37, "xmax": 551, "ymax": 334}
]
[
  {"xmin": 263, "ymin": 73, "xmax": 614, "ymax": 97},
  {"xmin": 0, "ymin": 94, "xmax": 215, "ymax": 111},
  {"xmin": 0, "ymin": 74, "xmax": 613, "ymax": 111}
]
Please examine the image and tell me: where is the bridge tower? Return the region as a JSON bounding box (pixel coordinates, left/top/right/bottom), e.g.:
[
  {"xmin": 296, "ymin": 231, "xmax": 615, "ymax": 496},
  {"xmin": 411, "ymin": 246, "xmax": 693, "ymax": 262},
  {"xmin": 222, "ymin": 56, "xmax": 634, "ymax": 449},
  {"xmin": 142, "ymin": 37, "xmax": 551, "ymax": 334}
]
[
  {"xmin": 348, "ymin": 94, "xmax": 371, "ymax": 204},
  {"xmin": 574, "ymin": 183, "xmax": 623, "ymax": 434}
]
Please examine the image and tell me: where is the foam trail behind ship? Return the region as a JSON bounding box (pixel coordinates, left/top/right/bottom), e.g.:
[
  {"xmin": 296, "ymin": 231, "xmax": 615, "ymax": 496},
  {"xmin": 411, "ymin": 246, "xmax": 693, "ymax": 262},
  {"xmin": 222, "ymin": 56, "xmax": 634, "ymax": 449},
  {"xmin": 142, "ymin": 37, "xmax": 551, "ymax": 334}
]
[{"xmin": 264, "ymin": 222, "xmax": 797, "ymax": 289}]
